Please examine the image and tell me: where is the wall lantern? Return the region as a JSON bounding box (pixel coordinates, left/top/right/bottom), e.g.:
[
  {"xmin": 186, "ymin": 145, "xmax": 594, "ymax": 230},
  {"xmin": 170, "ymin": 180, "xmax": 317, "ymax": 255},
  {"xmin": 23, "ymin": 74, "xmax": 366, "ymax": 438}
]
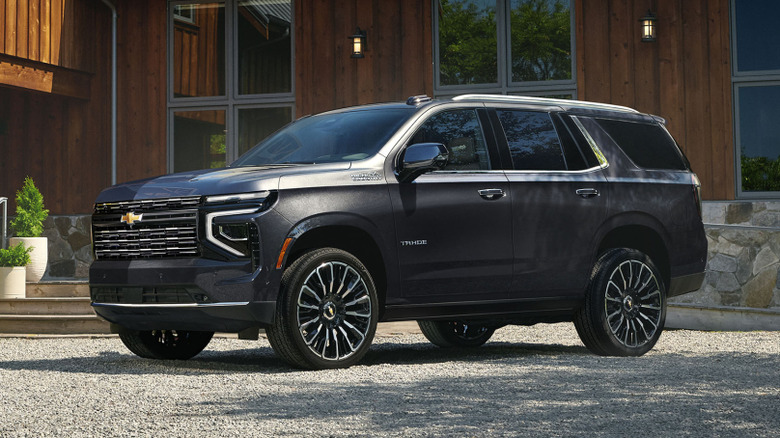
[
  {"xmin": 349, "ymin": 27, "xmax": 367, "ymax": 58},
  {"xmin": 640, "ymin": 11, "xmax": 657, "ymax": 42}
]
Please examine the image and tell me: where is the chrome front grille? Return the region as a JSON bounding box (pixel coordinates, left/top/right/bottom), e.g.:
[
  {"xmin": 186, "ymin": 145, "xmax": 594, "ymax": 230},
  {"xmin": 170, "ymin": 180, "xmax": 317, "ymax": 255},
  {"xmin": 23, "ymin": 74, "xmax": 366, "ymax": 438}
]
[{"xmin": 92, "ymin": 197, "xmax": 201, "ymax": 260}]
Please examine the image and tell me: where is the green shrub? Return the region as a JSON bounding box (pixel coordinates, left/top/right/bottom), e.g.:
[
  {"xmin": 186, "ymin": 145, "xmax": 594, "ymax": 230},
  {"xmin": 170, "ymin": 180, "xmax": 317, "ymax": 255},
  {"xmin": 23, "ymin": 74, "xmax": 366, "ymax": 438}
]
[
  {"xmin": 10, "ymin": 176, "xmax": 49, "ymax": 237},
  {"xmin": 0, "ymin": 242, "xmax": 32, "ymax": 267}
]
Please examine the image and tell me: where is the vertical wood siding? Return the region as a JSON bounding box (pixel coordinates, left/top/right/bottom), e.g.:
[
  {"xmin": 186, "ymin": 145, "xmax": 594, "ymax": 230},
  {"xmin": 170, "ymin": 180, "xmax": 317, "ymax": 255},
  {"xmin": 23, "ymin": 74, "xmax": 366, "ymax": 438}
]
[
  {"xmin": 295, "ymin": 0, "xmax": 433, "ymax": 116},
  {"xmin": 577, "ymin": 0, "xmax": 734, "ymax": 200},
  {"xmin": 0, "ymin": 0, "xmax": 97, "ymax": 71},
  {"xmin": 0, "ymin": 0, "xmax": 165, "ymax": 214},
  {"xmin": 0, "ymin": 0, "xmax": 110, "ymax": 214}
]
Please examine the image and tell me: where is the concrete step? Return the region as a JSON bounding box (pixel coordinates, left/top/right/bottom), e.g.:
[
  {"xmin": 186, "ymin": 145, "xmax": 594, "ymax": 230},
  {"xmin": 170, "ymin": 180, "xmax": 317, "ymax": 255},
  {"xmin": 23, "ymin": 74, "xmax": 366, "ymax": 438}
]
[
  {"xmin": 26, "ymin": 281, "xmax": 89, "ymax": 298},
  {"xmin": 0, "ymin": 314, "xmax": 110, "ymax": 335},
  {"xmin": 667, "ymin": 304, "xmax": 780, "ymax": 331},
  {"xmin": 0, "ymin": 297, "xmax": 94, "ymax": 315}
]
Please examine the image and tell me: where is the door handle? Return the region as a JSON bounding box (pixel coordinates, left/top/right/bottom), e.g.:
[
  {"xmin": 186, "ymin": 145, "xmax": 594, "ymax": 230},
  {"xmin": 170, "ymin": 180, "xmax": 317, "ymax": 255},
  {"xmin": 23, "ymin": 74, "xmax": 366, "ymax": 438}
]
[
  {"xmin": 478, "ymin": 188, "xmax": 505, "ymax": 200},
  {"xmin": 576, "ymin": 188, "xmax": 600, "ymax": 198}
]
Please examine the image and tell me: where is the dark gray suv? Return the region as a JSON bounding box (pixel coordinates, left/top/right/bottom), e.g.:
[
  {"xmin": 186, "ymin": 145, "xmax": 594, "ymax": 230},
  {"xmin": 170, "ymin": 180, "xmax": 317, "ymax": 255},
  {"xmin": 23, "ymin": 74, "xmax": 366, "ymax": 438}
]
[{"xmin": 90, "ymin": 94, "xmax": 707, "ymax": 369}]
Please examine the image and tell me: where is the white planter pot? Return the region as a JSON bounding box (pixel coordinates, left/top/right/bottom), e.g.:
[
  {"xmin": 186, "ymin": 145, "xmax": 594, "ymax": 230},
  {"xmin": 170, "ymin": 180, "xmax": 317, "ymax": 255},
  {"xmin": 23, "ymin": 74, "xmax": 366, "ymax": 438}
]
[
  {"xmin": 9, "ymin": 237, "xmax": 48, "ymax": 283},
  {"xmin": 0, "ymin": 266, "xmax": 26, "ymax": 298}
]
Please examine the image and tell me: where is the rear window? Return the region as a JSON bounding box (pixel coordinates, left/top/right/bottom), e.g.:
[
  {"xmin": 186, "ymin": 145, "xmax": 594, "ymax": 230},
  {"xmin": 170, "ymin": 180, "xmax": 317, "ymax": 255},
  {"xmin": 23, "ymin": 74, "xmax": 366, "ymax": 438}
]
[{"xmin": 595, "ymin": 119, "xmax": 689, "ymax": 171}]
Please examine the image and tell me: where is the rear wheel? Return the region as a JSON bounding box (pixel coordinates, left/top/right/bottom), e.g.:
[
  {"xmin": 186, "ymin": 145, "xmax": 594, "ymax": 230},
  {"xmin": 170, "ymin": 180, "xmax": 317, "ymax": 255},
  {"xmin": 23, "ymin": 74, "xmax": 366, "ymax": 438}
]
[
  {"xmin": 266, "ymin": 248, "xmax": 378, "ymax": 369},
  {"xmin": 418, "ymin": 320, "xmax": 495, "ymax": 348},
  {"xmin": 118, "ymin": 328, "xmax": 213, "ymax": 360},
  {"xmin": 574, "ymin": 248, "xmax": 666, "ymax": 356}
]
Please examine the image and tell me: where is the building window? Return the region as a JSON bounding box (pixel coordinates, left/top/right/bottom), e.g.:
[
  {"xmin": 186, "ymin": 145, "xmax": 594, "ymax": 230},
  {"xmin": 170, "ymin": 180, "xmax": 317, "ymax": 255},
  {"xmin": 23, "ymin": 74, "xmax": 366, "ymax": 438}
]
[
  {"xmin": 173, "ymin": 5, "xmax": 196, "ymax": 24},
  {"xmin": 168, "ymin": 0, "xmax": 294, "ymax": 173},
  {"xmin": 732, "ymin": 0, "xmax": 780, "ymax": 197},
  {"xmin": 434, "ymin": 0, "xmax": 575, "ymax": 97}
]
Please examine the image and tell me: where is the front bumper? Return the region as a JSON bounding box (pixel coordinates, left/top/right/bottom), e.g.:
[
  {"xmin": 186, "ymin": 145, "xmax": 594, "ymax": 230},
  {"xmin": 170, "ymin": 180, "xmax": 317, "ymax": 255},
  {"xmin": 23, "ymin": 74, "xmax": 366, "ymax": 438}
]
[
  {"xmin": 90, "ymin": 257, "xmax": 282, "ymax": 332},
  {"xmin": 92, "ymin": 301, "xmax": 276, "ymax": 332}
]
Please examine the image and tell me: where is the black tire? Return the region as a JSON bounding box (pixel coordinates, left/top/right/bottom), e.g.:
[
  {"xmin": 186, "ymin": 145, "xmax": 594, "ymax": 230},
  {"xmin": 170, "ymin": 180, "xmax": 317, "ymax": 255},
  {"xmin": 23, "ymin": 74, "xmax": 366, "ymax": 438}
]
[
  {"xmin": 574, "ymin": 248, "xmax": 667, "ymax": 357},
  {"xmin": 266, "ymin": 248, "xmax": 379, "ymax": 370},
  {"xmin": 417, "ymin": 320, "xmax": 495, "ymax": 348},
  {"xmin": 118, "ymin": 328, "xmax": 213, "ymax": 360}
]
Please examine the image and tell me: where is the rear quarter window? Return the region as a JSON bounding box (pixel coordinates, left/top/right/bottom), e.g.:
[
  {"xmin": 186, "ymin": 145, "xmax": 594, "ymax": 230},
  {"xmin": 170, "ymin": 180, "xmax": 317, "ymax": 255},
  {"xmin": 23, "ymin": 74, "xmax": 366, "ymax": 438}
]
[{"xmin": 595, "ymin": 119, "xmax": 689, "ymax": 171}]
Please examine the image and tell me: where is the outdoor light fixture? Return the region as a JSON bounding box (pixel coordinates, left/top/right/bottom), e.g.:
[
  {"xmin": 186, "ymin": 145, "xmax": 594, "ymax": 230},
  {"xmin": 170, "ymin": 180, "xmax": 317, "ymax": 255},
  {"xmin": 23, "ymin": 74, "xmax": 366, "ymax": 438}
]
[
  {"xmin": 640, "ymin": 10, "xmax": 657, "ymax": 42},
  {"xmin": 350, "ymin": 27, "xmax": 367, "ymax": 58}
]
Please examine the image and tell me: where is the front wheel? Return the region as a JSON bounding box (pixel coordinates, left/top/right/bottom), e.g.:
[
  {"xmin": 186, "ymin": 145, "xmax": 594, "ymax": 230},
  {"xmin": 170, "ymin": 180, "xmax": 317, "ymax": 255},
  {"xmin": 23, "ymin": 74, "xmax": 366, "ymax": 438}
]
[
  {"xmin": 266, "ymin": 248, "xmax": 378, "ymax": 369},
  {"xmin": 118, "ymin": 328, "xmax": 213, "ymax": 360},
  {"xmin": 574, "ymin": 248, "xmax": 667, "ymax": 356},
  {"xmin": 418, "ymin": 320, "xmax": 495, "ymax": 348}
]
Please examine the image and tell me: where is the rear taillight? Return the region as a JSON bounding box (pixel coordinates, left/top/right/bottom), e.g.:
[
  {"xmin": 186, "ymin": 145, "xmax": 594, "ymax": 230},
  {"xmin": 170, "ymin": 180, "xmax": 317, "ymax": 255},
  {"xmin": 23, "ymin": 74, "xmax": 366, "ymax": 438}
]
[{"xmin": 692, "ymin": 173, "xmax": 702, "ymax": 219}]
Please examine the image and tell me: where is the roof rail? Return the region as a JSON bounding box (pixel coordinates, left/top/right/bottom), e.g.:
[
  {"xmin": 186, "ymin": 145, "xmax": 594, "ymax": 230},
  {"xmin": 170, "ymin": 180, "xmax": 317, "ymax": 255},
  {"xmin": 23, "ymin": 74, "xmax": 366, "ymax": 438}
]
[
  {"xmin": 451, "ymin": 94, "xmax": 639, "ymax": 113},
  {"xmin": 406, "ymin": 95, "xmax": 432, "ymax": 106}
]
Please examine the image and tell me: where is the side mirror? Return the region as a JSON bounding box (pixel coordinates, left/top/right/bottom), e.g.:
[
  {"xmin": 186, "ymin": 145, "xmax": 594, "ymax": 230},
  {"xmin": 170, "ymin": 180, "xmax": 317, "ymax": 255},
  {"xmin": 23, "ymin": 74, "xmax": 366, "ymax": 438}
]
[{"xmin": 397, "ymin": 143, "xmax": 449, "ymax": 183}]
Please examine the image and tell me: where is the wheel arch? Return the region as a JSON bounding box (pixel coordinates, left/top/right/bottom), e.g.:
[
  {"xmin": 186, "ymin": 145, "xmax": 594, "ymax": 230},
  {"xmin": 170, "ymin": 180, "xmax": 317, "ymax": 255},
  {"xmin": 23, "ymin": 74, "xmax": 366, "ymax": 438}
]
[
  {"xmin": 596, "ymin": 217, "xmax": 671, "ymax": 291},
  {"xmin": 281, "ymin": 217, "xmax": 390, "ymax": 316}
]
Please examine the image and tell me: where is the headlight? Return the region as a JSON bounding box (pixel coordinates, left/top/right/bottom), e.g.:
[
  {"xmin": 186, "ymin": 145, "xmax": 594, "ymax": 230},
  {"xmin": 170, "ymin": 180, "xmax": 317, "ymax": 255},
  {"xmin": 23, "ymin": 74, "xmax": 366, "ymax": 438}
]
[{"xmin": 204, "ymin": 208, "xmax": 258, "ymax": 257}]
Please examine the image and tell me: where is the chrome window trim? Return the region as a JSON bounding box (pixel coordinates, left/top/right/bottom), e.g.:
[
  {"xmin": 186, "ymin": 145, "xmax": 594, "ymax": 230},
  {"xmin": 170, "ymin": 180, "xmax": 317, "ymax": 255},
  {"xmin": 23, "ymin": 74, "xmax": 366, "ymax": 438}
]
[{"xmin": 571, "ymin": 116, "xmax": 609, "ymax": 170}]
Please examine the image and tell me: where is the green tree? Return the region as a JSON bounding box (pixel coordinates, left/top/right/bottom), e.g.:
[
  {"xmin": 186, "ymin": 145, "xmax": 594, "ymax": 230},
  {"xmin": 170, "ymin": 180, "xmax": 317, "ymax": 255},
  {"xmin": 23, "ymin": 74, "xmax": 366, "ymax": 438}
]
[
  {"xmin": 438, "ymin": 0, "xmax": 571, "ymax": 85},
  {"xmin": 510, "ymin": 0, "xmax": 571, "ymax": 82},
  {"xmin": 439, "ymin": 0, "xmax": 498, "ymax": 85},
  {"xmin": 10, "ymin": 177, "xmax": 49, "ymax": 238},
  {"xmin": 741, "ymin": 154, "xmax": 780, "ymax": 192}
]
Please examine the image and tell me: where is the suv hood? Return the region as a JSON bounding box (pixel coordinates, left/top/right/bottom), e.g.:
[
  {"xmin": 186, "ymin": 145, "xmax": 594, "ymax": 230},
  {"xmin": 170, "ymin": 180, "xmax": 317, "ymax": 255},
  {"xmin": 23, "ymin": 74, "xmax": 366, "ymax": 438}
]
[{"xmin": 94, "ymin": 163, "xmax": 351, "ymax": 203}]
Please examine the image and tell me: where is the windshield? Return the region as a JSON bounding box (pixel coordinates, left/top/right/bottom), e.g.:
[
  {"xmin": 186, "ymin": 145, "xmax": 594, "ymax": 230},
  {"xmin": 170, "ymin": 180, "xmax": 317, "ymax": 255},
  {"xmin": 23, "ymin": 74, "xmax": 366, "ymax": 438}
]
[{"xmin": 232, "ymin": 108, "xmax": 415, "ymax": 166}]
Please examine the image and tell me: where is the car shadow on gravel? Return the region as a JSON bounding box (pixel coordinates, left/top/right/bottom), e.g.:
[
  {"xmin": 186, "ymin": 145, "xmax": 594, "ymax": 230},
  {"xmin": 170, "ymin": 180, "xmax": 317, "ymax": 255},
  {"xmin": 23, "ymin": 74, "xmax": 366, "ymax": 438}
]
[
  {"xmin": 0, "ymin": 339, "xmax": 590, "ymax": 375},
  {"xmin": 361, "ymin": 340, "xmax": 591, "ymax": 367}
]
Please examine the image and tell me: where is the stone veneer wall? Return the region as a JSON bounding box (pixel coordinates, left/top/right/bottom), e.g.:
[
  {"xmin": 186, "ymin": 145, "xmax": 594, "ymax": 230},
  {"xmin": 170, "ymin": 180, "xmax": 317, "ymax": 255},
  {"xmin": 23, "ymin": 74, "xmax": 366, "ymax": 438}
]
[
  {"xmin": 40, "ymin": 215, "xmax": 93, "ymax": 280},
  {"xmin": 669, "ymin": 201, "xmax": 780, "ymax": 311}
]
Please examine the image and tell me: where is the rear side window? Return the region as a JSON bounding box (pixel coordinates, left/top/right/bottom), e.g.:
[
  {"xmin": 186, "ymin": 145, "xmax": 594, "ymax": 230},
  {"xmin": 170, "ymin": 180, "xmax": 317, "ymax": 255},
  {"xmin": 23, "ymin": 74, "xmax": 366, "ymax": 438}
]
[
  {"xmin": 496, "ymin": 110, "xmax": 566, "ymax": 171},
  {"xmin": 595, "ymin": 119, "xmax": 689, "ymax": 171}
]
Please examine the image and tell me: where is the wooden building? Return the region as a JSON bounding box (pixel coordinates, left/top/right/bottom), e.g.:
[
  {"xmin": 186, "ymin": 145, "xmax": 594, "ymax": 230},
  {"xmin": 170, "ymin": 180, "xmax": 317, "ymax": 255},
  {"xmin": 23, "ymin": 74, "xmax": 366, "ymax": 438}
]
[{"xmin": 0, "ymin": 0, "xmax": 773, "ymax": 213}]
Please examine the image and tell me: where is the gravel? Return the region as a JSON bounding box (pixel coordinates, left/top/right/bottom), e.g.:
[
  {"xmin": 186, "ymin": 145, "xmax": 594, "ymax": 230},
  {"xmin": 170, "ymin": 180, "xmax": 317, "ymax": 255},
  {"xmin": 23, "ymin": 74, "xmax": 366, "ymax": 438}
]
[{"xmin": 1, "ymin": 324, "xmax": 779, "ymax": 437}]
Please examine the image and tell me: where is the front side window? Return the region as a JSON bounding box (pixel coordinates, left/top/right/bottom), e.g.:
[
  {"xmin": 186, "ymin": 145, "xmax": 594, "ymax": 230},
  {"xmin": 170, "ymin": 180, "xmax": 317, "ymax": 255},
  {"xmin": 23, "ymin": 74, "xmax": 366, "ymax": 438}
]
[
  {"xmin": 496, "ymin": 110, "xmax": 564, "ymax": 170},
  {"xmin": 410, "ymin": 109, "xmax": 491, "ymax": 171},
  {"xmin": 731, "ymin": 0, "xmax": 780, "ymax": 196},
  {"xmin": 435, "ymin": 0, "xmax": 575, "ymax": 96}
]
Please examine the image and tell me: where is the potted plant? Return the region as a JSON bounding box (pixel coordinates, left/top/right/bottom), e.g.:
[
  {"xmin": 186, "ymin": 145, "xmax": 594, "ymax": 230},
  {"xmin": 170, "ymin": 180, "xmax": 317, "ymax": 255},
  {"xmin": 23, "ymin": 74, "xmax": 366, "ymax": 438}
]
[
  {"xmin": 9, "ymin": 177, "xmax": 49, "ymax": 283},
  {"xmin": 0, "ymin": 242, "xmax": 32, "ymax": 298}
]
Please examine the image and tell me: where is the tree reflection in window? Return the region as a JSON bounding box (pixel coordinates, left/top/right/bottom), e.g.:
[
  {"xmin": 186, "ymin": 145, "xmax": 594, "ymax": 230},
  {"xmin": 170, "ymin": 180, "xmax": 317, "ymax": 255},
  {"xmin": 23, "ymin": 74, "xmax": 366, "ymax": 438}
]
[
  {"xmin": 510, "ymin": 0, "xmax": 572, "ymax": 82},
  {"xmin": 497, "ymin": 110, "xmax": 565, "ymax": 170},
  {"xmin": 412, "ymin": 110, "xmax": 491, "ymax": 171},
  {"xmin": 438, "ymin": 0, "xmax": 498, "ymax": 86}
]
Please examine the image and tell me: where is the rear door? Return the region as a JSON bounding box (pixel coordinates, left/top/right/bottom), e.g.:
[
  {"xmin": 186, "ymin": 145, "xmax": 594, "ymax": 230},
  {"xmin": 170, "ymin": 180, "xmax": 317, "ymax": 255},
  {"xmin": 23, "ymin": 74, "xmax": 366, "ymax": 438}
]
[
  {"xmin": 388, "ymin": 107, "xmax": 513, "ymax": 303},
  {"xmin": 490, "ymin": 108, "xmax": 609, "ymax": 299}
]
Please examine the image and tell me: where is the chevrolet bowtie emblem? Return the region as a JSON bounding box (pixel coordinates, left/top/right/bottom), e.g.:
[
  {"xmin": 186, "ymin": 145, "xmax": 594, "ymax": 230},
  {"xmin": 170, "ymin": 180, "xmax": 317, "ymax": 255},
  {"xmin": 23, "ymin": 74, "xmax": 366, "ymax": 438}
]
[{"xmin": 121, "ymin": 212, "xmax": 143, "ymax": 225}]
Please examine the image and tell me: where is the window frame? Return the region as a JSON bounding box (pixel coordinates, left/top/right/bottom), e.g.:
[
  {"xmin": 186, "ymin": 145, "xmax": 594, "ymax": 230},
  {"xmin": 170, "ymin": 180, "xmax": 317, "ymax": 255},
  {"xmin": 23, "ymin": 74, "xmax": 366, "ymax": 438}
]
[
  {"xmin": 433, "ymin": 0, "xmax": 577, "ymax": 98},
  {"xmin": 166, "ymin": 0, "xmax": 295, "ymax": 173},
  {"xmin": 730, "ymin": 0, "xmax": 780, "ymax": 198}
]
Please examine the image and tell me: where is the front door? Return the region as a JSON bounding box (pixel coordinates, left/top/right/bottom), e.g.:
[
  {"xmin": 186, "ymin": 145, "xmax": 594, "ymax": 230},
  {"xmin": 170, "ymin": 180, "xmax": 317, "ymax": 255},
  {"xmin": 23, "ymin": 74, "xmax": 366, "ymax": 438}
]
[{"xmin": 389, "ymin": 108, "xmax": 513, "ymax": 303}]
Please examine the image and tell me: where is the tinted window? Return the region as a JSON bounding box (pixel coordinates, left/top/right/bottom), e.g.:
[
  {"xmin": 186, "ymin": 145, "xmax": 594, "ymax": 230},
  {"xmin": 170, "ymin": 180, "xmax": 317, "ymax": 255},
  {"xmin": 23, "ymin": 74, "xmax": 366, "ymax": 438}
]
[
  {"xmin": 410, "ymin": 109, "xmax": 491, "ymax": 171},
  {"xmin": 595, "ymin": 119, "xmax": 688, "ymax": 171},
  {"xmin": 496, "ymin": 110, "xmax": 565, "ymax": 170},
  {"xmin": 551, "ymin": 114, "xmax": 589, "ymax": 170},
  {"xmin": 233, "ymin": 108, "xmax": 413, "ymax": 166}
]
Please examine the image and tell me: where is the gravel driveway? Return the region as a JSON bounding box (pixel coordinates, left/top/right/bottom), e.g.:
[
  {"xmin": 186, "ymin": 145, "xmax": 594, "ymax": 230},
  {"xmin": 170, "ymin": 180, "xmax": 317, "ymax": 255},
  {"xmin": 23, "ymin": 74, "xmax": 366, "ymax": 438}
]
[{"xmin": 1, "ymin": 323, "xmax": 778, "ymax": 437}]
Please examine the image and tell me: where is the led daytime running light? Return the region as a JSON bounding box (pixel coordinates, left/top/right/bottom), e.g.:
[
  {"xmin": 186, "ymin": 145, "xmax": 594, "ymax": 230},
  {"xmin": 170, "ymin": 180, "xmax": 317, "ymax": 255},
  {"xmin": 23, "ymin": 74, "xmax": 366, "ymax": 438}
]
[{"xmin": 205, "ymin": 191, "xmax": 270, "ymax": 204}]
